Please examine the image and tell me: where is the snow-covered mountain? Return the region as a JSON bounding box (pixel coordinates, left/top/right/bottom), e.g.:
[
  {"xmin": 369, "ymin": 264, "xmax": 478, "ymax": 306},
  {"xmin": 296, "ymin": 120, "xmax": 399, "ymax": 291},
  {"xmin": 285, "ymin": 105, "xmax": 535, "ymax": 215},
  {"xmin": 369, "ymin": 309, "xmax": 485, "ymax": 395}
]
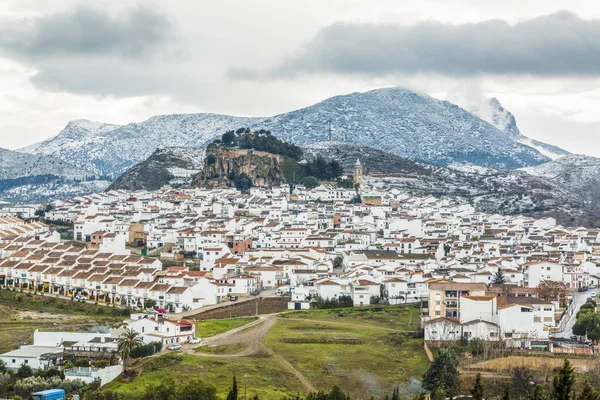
[
  {"xmin": 20, "ymin": 87, "xmax": 561, "ymax": 178},
  {"xmin": 474, "ymin": 98, "xmax": 570, "ymax": 160},
  {"xmin": 0, "ymin": 147, "xmax": 111, "ymax": 203}
]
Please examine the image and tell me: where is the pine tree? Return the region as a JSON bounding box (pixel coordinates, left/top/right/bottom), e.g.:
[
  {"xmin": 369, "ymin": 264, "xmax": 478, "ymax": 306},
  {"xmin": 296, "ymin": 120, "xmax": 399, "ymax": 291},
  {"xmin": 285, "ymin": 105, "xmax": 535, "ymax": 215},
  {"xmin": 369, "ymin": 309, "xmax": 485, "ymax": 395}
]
[
  {"xmin": 552, "ymin": 359, "xmax": 575, "ymax": 400},
  {"xmin": 422, "ymin": 348, "xmax": 460, "ymax": 396},
  {"xmin": 531, "ymin": 385, "xmax": 548, "ymax": 400},
  {"xmin": 226, "ymin": 375, "xmax": 238, "ymax": 400},
  {"xmin": 502, "ymin": 383, "xmax": 512, "ymax": 400},
  {"xmin": 492, "ymin": 268, "xmax": 506, "ymax": 284},
  {"xmin": 579, "ymin": 379, "xmax": 598, "ymax": 400},
  {"xmin": 432, "ymin": 388, "xmax": 446, "ymax": 400},
  {"xmin": 471, "ymin": 373, "xmax": 485, "ymax": 400}
]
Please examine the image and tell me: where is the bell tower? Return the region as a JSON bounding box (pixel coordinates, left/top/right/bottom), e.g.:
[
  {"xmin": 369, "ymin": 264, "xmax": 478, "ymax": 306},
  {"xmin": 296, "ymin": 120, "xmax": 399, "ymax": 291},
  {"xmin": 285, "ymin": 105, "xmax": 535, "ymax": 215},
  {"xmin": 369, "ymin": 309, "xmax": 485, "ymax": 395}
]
[{"xmin": 353, "ymin": 158, "xmax": 363, "ymax": 185}]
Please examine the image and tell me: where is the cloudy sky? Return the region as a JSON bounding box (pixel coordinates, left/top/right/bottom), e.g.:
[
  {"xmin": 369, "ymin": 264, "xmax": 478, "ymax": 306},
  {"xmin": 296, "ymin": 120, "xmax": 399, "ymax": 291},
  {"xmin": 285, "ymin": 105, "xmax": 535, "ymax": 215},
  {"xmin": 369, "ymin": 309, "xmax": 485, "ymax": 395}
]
[{"xmin": 2, "ymin": 0, "xmax": 600, "ymax": 155}]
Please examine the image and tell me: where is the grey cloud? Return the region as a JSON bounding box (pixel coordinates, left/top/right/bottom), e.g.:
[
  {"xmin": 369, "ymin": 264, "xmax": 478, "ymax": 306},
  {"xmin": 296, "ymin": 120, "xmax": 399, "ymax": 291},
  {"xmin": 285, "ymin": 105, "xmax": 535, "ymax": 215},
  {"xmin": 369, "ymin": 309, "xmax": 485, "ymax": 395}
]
[
  {"xmin": 0, "ymin": 5, "xmax": 172, "ymax": 59},
  {"xmin": 229, "ymin": 11, "xmax": 600, "ymax": 79}
]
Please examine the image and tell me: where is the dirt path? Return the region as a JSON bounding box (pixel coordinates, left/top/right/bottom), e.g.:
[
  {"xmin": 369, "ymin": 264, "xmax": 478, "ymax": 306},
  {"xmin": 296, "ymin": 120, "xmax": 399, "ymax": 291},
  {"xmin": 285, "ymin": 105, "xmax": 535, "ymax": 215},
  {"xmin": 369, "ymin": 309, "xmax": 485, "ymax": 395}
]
[
  {"xmin": 283, "ymin": 317, "xmax": 419, "ymax": 333},
  {"xmin": 185, "ymin": 314, "xmax": 317, "ymax": 392},
  {"xmin": 186, "ymin": 314, "xmax": 276, "ymax": 357},
  {"xmin": 262, "ymin": 343, "xmax": 317, "ymax": 392}
]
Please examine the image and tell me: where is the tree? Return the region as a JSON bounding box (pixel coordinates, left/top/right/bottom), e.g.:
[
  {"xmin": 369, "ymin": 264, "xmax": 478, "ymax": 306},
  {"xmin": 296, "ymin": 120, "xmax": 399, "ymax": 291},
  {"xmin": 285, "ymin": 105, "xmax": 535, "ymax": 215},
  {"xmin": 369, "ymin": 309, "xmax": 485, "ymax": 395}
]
[
  {"xmin": 531, "ymin": 385, "xmax": 548, "ymax": 400},
  {"xmin": 502, "ymin": 383, "xmax": 512, "ymax": 400},
  {"xmin": 512, "ymin": 366, "xmax": 537, "ymax": 398},
  {"xmin": 492, "ymin": 268, "xmax": 506, "ymax": 284},
  {"xmin": 471, "ymin": 373, "xmax": 485, "ymax": 400},
  {"xmin": 206, "ymin": 154, "xmax": 217, "ymax": 165},
  {"xmin": 536, "ymin": 280, "xmax": 567, "ymax": 305},
  {"xmin": 468, "ymin": 338, "xmax": 485, "ymax": 356},
  {"xmin": 551, "ymin": 359, "xmax": 575, "ymax": 400},
  {"xmin": 222, "ymin": 131, "xmax": 236, "ymax": 145},
  {"xmin": 226, "ymin": 376, "xmax": 238, "ymax": 400},
  {"xmin": 332, "ymin": 255, "xmax": 344, "ymax": 269},
  {"xmin": 579, "ymin": 379, "xmax": 598, "ymax": 400},
  {"xmin": 117, "ymin": 328, "xmax": 143, "ymax": 373},
  {"xmin": 17, "ymin": 363, "xmax": 33, "ymax": 378},
  {"xmin": 432, "ymin": 388, "xmax": 446, "ymax": 400},
  {"xmin": 422, "ymin": 348, "xmax": 460, "ymax": 396},
  {"xmin": 301, "ymin": 176, "xmax": 320, "ymax": 189},
  {"xmin": 234, "ymin": 173, "xmax": 253, "ymax": 192},
  {"xmin": 175, "ymin": 378, "xmax": 218, "ymax": 400},
  {"xmin": 0, "ymin": 360, "xmax": 5, "ymax": 373}
]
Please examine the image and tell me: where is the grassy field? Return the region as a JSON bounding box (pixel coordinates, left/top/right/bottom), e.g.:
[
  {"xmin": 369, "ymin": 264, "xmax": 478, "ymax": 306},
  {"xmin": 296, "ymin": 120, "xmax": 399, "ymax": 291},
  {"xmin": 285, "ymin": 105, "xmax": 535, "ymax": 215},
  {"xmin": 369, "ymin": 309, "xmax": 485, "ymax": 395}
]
[
  {"xmin": 105, "ymin": 305, "xmax": 428, "ymax": 400},
  {"xmin": 195, "ymin": 316, "xmax": 258, "ymax": 337},
  {"xmin": 0, "ymin": 290, "xmax": 124, "ymax": 353},
  {"xmin": 264, "ymin": 317, "xmax": 428, "ymax": 398},
  {"xmin": 193, "ymin": 342, "xmax": 249, "ymax": 354},
  {"xmin": 104, "ymin": 353, "xmax": 306, "ymax": 399},
  {"xmin": 279, "ymin": 304, "xmax": 421, "ymax": 331}
]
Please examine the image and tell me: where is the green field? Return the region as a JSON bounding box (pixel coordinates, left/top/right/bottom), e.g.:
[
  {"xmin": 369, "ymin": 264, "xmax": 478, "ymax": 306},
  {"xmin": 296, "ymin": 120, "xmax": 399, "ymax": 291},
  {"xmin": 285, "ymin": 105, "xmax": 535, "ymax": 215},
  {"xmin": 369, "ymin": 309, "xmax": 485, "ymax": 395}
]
[
  {"xmin": 104, "ymin": 353, "xmax": 306, "ymax": 399},
  {"xmin": 103, "ymin": 305, "xmax": 429, "ymax": 399},
  {"xmin": 279, "ymin": 304, "xmax": 421, "ymax": 330},
  {"xmin": 195, "ymin": 316, "xmax": 258, "ymax": 337},
  {"xmin": 265, "ymin": 317, "xmax": 428, "ymax": 398}
]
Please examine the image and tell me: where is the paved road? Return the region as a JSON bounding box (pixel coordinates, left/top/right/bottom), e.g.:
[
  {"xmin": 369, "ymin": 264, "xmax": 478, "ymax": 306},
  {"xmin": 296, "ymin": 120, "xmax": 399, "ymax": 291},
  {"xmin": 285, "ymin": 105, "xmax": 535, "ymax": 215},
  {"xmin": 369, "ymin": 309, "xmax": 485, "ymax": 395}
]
[{"xmin": 554, "ymin": 290, "xmax": 591, "ymax": 338}]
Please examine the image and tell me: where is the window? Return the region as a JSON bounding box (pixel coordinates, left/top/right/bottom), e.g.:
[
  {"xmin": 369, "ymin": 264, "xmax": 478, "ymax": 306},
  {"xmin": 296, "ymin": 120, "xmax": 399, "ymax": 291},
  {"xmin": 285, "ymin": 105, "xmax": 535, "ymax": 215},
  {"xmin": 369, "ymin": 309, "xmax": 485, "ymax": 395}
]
[
  {"xmin": 521, "ymin": 307, "xmax": 532, "ymax": 312},
  {"xmin": 24, "ymin": 360, "xmax": 28, "ymax": 364},
  {"xmin": 490, "ymin": 332, "xmax": 498, "ymax": 338},
  {"xmin": 12, "ymin": 359, "xmax": 15, "ymax": 364},
  {"xmin": 505, "ymin": 333, "xmax": 513, "ymax": 338},
  {"xmin": 435, "ymin": 311, "xmax": 441, "ymax": 316}
]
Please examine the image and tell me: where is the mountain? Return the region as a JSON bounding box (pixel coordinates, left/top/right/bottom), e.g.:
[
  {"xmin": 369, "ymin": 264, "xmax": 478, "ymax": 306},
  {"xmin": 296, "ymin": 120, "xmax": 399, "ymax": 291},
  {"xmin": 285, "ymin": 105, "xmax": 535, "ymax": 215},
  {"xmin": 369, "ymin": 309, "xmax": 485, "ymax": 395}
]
[
  {"xmin": 107, "ymin": 147, "xmax": 206, "ymax": 191},
  {"xmin": 107, "ymin": 140, "xmax": 596, "ymax": 226},
  {"xmin": 20, "ymin": 88, "xmax": 561, "ymax": 178},
  {"xmin": 474, "ymin": 98, "xmax": 570, "ymax": 160},
  {"xmin": 304, "ymin": 142, "xmax": 600, "ymax": 227},
  {"xmin": 0, "ymin": 147, "xmax": 111, "ymax": 203}
]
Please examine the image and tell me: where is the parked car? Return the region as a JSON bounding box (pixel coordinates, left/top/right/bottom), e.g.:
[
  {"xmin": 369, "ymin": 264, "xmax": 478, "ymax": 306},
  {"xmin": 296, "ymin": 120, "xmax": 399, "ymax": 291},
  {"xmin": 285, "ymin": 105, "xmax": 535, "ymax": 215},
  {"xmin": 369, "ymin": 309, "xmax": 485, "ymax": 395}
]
[
  {"xmin": 188, "ymin": 337, "xmax": 201, "ymax": 344},
  {"xmin": 252, "ymin": 290, "xmax": 260, "ymax": 296},
  {"xmin": 229, "ymin": 295, "xmax": 238, "ymax": 301},
  {"xmin": 591, "ymin": 292, "xmax": 597, "ymax": 297},
  {"xmin": 276, "ymin": 286, "xmax": 290, "ymax": 296},
  {"xmin": 167, "ymin": 343, "xmax": 182, "ymax": 350}
]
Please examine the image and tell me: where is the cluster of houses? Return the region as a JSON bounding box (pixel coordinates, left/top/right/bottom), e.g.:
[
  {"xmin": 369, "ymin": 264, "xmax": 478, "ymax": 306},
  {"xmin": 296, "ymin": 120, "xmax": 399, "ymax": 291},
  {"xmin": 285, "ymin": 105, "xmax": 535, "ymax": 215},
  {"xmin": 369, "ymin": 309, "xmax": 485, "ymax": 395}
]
[{"xmin": 2, "ymin": 177, "xmax": 600, "ymax": 351}]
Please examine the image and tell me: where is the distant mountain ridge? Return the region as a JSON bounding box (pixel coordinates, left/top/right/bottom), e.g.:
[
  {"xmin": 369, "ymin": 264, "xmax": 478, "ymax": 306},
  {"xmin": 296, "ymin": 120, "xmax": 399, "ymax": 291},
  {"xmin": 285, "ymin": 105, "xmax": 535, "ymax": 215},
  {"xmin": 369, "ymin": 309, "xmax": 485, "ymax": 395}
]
[
  {"xmin": 0, "ymin": 147, "xmax": 110, "ymax": 203},
  {"xmin": 474, "ymin": 98, "xmax": 570, "ymax": 160},
  {"xmin": 108, "ymin": 140, "xmax": 600, "ymax": 227},
  {"xmin": 19, "ymin": 87, "xmax": 568, "ymax": 178}
]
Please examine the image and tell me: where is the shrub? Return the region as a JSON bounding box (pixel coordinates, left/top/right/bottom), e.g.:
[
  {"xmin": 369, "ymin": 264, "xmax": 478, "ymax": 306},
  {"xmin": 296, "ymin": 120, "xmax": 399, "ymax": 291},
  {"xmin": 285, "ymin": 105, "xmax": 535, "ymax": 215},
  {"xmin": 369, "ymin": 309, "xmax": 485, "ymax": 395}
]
[
  {"xmin": 95, "ymin": 360, "xmax": 110, "ymax": 369},
  {"xmin": 468, "ymin": 338, "xmax": 485, "ymax": 356},
  {"xmin": 17, "ymin": 364, "xmax": 33, "ymax": 378}
]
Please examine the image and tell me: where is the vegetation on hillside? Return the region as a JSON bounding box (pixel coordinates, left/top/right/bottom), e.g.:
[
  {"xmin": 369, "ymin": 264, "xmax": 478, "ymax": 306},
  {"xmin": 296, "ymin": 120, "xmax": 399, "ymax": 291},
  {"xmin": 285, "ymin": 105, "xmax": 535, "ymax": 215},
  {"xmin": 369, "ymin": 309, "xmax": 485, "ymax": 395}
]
[{"xmin": 209, "ymin": 129, "xmax": 345, "ymax": 189}]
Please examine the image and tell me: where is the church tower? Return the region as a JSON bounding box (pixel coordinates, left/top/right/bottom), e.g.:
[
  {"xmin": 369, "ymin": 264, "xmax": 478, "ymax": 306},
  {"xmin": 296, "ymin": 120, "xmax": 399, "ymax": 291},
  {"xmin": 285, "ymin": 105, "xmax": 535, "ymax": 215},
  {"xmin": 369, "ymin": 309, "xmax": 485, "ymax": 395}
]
[{"xmin": 353, "ymin": 158, "xmax": 363, "ymax": 185}]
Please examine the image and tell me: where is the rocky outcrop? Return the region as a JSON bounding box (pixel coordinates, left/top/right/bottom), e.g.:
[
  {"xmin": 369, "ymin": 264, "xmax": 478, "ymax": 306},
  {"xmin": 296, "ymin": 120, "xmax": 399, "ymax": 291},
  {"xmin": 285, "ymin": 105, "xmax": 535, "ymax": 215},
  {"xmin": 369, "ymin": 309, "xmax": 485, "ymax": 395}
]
[
  {"xmin": 107, "ymin": 147, "xmax": 205, "ymax": 191},
  {"xmin": 194, "ymin": 145, "xmax": 284, "ymax": 188}
]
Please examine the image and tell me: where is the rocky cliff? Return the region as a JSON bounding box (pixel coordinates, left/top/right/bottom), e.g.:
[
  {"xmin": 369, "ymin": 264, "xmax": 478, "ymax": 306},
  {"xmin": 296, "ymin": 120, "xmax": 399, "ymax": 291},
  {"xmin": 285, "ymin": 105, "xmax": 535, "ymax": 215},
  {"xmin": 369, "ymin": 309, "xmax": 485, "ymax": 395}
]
[{"xmin": 193, "ymin": 145, "xmax": 285, "ymax": 188}]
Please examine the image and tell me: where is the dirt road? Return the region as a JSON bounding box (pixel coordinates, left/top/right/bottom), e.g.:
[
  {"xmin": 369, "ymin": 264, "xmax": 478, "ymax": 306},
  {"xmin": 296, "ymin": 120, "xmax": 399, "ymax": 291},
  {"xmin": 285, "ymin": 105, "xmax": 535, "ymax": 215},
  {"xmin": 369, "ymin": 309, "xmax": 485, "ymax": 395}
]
[{"xmin": 184, "ymin": 314, "xmax": 317, "ymax": 393}]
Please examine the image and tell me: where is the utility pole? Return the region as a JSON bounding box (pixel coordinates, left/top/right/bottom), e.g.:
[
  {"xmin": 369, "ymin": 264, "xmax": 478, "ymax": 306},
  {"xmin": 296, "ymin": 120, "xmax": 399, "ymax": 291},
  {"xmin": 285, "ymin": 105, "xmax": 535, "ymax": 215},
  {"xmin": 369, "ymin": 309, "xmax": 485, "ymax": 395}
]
[
  {"xmin": 244, "ymin": 373, "xmax": 247, "ymax": 400},
  {"xmin": 255, "ymin": 299, "xmax": 258, "ymax": 316}
]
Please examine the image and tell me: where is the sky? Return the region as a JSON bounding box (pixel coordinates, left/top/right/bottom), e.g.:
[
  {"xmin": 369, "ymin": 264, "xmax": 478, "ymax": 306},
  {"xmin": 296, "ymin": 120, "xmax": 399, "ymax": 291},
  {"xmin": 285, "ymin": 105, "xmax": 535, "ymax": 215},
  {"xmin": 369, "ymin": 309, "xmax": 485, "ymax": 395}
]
[{"xmin": 1, "ymin": 0, "xmax": 600, "ymax": 156}]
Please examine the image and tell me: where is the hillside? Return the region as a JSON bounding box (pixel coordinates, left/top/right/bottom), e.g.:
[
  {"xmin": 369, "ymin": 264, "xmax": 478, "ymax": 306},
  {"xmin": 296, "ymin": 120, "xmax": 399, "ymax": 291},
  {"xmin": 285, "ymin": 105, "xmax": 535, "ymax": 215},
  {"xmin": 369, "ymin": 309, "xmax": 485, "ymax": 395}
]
[
  {"xmin": 0, "ymin": 147, "xmax": 110, "ymax": 203},
  {"xmin": 107, "ymin": 147, "xmax": 206, "ymax": 191},
  {"xmin": 19, "ymin": 87, "xmax": 566, "ymax": 178}
]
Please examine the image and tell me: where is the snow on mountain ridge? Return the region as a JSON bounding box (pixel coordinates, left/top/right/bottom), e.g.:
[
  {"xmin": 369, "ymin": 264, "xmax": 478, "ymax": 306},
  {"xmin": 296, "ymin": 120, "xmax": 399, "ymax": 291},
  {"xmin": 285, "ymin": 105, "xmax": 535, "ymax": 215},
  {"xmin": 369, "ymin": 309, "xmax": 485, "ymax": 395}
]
[
  {"xmin": 473, "ymin": 97, "xmax": 570, "ymax": 160},
  {"xmin": 20, "ymin": 87, "xmax": 555, "ymax": 178}
]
